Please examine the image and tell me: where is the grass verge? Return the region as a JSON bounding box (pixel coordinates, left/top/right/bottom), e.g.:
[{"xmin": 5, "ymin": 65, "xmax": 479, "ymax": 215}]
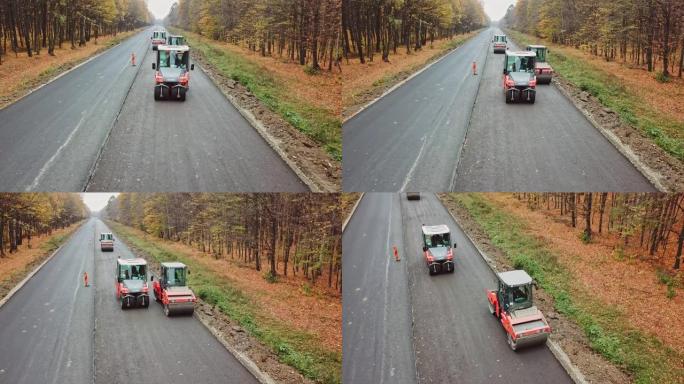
[
  {"xmin": 108, "ymin": 221, "xmax": 341, "ymax": 384},
  {"xmin": 506, "ymin": 29, "xmax": 684, "ymax": 161},
  {"xmin": 171, "ymin": 29, "xmax": 341, "ymax": 160},
  {"xmin": 448, "ymin": 193, "xmax": 684, "ymax": 384}
]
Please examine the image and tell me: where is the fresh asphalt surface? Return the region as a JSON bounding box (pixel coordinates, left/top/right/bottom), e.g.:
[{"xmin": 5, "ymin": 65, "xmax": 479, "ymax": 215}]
[
  {"xmin": 0, "ymin": 27, "xmax": 306, "ymax": 192},
  {"xmin": 343, "ymin": 193, "xmax": 416, "ymax": 384},
  {"xmin": 343, "ymin": 28, "xmax": 655, "ymax": 192},
  {"xmin": 343, "ymin": 193, "xmax": 573, "ymax": 384},
  {"xmin": 0, "ymin": 218, "xmax": 257, "ymax": 384}
]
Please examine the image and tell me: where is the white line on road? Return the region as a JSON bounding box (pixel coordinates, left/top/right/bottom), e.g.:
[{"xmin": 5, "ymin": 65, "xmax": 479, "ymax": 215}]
[
  {"xmin": 380, "ymin": 197, "xmax": 393, "ymax": 384},
  {"xmin": 26, "ymin": 114, "xmax": 87, "ymax": 191}
]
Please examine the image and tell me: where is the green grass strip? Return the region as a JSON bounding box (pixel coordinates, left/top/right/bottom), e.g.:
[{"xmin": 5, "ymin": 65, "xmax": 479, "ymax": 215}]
[
  {"xmin": 507, "ymin": 30, "xmax": 684, "ymax": 161},
  {"xmin": 170, "ymin": 28, "xmax": 341, "ymax": 160},
  {"xmin": 108, "ymin": 221, "xmax": 341, "ymax": 384},
  {"xmin": 448, "ymin": 193, "xmax": 684, "ymax": 384}
]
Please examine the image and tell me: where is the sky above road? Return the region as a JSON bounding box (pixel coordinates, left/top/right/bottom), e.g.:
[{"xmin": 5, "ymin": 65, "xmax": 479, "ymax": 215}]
[
  {"xmin": 483, "ymin": 0, "xmax": 516, "ymax": 21},
  {"xmin": 147, "ymin": 0, "xmax": 175, "ymax": 20},
  {"xmin": 81, "ymin": 193, "xmax": 118, "ymax": 213}
]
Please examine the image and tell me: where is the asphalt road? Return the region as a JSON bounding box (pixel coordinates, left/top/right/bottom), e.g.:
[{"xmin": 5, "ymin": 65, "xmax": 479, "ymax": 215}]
[
  {"xmin": 342, "ymin": 28, "xmax": 655, "ymax": 192},
  {"xmin": 342, "ymin": 193, "xmax": 416, "ymax": 384},
  {"xmin": 0, "ymin": 218, "xmax": 258, "ymax": 384},
  {"xmin": 343, "ymin": 193, "xmax": 573, "ymax": 384},
  {"xmin": 0, "ymin": 28, "xmax": 306, "ymax": 192}
]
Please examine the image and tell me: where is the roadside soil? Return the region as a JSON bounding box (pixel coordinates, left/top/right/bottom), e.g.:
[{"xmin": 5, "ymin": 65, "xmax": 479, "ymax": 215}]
[
  {"xmin": 341, "ymin": 192, "xmax": 361, "ymax": 222},
  {"xmin": 0, "ymin": 222, "xmax": 83, "ymax": 301},
  {"xmin": 116, "ymin": 224, "xmax": 340, "ymax": 384},
  {"xmin": 552, "ymin": 76, "xmax": 684, "ymax": 192},
  {"xmin": 438, "ymin": 193, "xmax": 631, "ymax": 384},
  {"xmin": 342, "ymin": 31, "xmax": 480, "ymax": 119},
  {"xmin": 0, "ymin": 30, "xmax": 140, "ymax": 110},
  {"xmin": 191, "ymin": 47, "xmax": 341, "ymax": 192}
]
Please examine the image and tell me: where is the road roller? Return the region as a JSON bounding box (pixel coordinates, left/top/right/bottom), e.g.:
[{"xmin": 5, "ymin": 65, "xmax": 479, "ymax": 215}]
[{"xmin": 152, "ymin": 262, "xmax": 196, "ymax": 316}]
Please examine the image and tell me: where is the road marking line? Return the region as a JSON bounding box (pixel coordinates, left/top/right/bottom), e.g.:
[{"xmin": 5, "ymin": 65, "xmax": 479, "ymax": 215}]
[
  {"xmin": 27, "ymin": 114, "xmax": 87, "ymax": 191},
  {"xmin": 380, "ymin": 197, "xmax": 393, "ymax": 384}
]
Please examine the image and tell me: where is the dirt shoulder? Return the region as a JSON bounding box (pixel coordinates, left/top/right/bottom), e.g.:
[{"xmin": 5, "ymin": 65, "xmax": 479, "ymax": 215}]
[
  {"xmin": 438, "ymin": 193, "xmax": 633, "ymax": 384},
  {"xmin": 506, "ymin": 30, "xmax": 684, "ymax": 192},
  {"xmin": 108, "ymin": 220, "xmax": 341, "ymax": 384},
  {"xmin": 0, "ymin": 222, "xmax": 83, "ymax": 301},
  {"xmin": 0, "ymin": 29, "xmax": 141, "ymax": 110},
  {"xmin": 174, "ymin": 29, "xmax": 341, "ymax": 192},
  {"xmin": 341, "ymin": 31, "xmax": 481, "ymax": 119}
]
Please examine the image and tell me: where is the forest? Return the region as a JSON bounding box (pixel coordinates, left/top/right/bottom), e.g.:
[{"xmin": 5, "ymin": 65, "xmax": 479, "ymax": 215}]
[
  {"xmin": 104, "ymin": 193, "xmax": 342, "ymax": 291},
  {"xmin": 0, "ymin": 0, "xmax": 151, "ymax": 62},
  {"xmin": 166, "ymin": 0, "xmax": 341, "ymax": 71},
  {"xmin": 342, "ymin": 0, "xmax": 488, "ymax": 64},
  {"xmin": 513, "ymin": 193, "xmax": 684, "ymax": 270},
  {"xmin": 503, "ymin": 0, "xmax": 684, "ymax": 78},
  {"xmin": 0, "ymin": 193, "xmax": 87, "ymax": 257}
]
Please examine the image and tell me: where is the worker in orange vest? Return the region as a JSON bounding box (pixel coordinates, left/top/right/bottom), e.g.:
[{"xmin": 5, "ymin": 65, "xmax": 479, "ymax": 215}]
[
  {"xmin": 131, "ymin": 52, "xmax": 136, "ymax": 67},
  {"xmin": 83, "ymin": 271, "xmax": 89, "ymax": 287},
  {"xmin": 393, "ymin": 246, "xmax": 400, "ymax": 262},
  {"xmin": 472, "ymin": 61, "xmax": 477, "ymax": 76}
]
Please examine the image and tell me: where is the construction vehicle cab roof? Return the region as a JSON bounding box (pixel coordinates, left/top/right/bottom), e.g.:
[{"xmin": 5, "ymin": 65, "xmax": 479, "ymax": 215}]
[
  {"xmin": 422, "ymin": 224, "xmax": 450, "ymax": 235},
  {"xmin": 526, "ymin": 44, "xmax": 546, "ymax": 49},
  {"xmin": 506, "ymin": 51, "xmax": 537, "ymax": 57},
  {"xmin": 161, "ymin": 262, "xmax": 187, "ymax": 269},
  {"xmin": 118, "ymin": 258, "xmax": 147, "ymax": 266},
  {"xmin": 497, "ymin": 270, "xmax": 532, "ymax": 287},
  {"xmin": 157, "ymin": 45, "xmax": 190, "ymax": 52}
]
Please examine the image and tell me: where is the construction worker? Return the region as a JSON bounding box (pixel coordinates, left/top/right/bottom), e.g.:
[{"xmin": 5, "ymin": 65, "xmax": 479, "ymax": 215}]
[
  {"xmin": 472, "ymin": 61, "xmax": 477, "ymax": 75},
  {"xmin": 83, "ymin": 272, "xmax": 89, "ymax": 287},
  {"xmin": 131, "ymin": 52, "xmax": 136, "ymax": 66}
]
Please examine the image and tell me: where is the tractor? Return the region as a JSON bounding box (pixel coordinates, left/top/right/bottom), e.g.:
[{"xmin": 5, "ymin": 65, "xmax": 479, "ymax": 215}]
[
  {"xmin": 166, "ymin": 35, "xmax": 186, "ymax": 46},
  {"xmin": 152, "ymin": 262, "xmax": 196, "ymax": 316},
  {"xmin": 151, "ymin": 30, "xmax": 167, "ymax": 51},
  {"xmin": 100, "ymin": 232, "xmax": 114, "ymax": 252},
  {"xmin": 407, "ymin": 192, "xmax": 420, "ymax": 200},
  {"xmin": 503, "ymin": 51, "xmax": 537, "ymax": 104},
  {"xmin": 115, "ymin": 258, "xmax": 150, "ymax": 310},
  {"xmin": 152, "ymin": 45, "xmax": 195, "ymax": 101},
  {"xmin": 526, "ymin": 45, "xmax": 554, "ymax": 84},
  {"xmin": 421, "ymin": 225, "xmax": 457, "ymax": 275},
  {"xmin": 492, "ymin": 34, "xmax": 507, "ymax": 53},
  {"xmin": 486, "ymin": 270, "xmax": 551, "ymax": 350}
]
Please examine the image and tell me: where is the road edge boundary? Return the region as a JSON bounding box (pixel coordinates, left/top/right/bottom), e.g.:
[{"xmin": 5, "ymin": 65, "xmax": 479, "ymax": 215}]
[
  {"xmin": 551, "ymin": 79, "xmax": 667, "ymax": 192},
  {"xmin": 342, "ymin": 193, "xmax": 365, "ymax": 232},
  {"xmin": 195, "ymin": 63, "xmax": 323, "ymax": 192},
  {"xmin": 195, "ymin": 313, "xmax": 278, "ymax": 384},
  {"xmin": 435, "ymin": 194, "xmax": 588, "ymax": 384},
  {"xmin": 342, "ymin": 30, "xmax": 485, "ymax": 124},
  {"xmin": 0, "ymin": 30, "xmax": 143, "ymax": 112},
  {"xmin": 504, "ymin": 30, "xmax": 666, "ymax": 192},
  {"xmin": 0, "ymin": 222, "xmax": 85, "ymax": 310}
]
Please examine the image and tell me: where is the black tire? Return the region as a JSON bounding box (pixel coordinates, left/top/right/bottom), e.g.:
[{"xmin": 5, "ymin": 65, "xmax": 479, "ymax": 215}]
[
  {"xmin": 121, "ymin": 299, "xmax": 127, "ymax": 310},
  {"xmin": 179, "ymin": 89, "xmax": 186, "ymax": 101},
  {"xmin": 507, "ymin": 333, "xmax": 517, "ymax": 351},
  {"xmin": 428, "ymin": 267, "xmax": 435, "ymax": 276},
  {"xmin": 164, "ymin": 304, "xmax": 170, "ymax": 317},
  {"xmin": 154, "ymin": 88, "xmax": 160, "ymax": 101},
  {"xmin": 529, "ymin": 93, "xmax": 536, "ymax": 104}
]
